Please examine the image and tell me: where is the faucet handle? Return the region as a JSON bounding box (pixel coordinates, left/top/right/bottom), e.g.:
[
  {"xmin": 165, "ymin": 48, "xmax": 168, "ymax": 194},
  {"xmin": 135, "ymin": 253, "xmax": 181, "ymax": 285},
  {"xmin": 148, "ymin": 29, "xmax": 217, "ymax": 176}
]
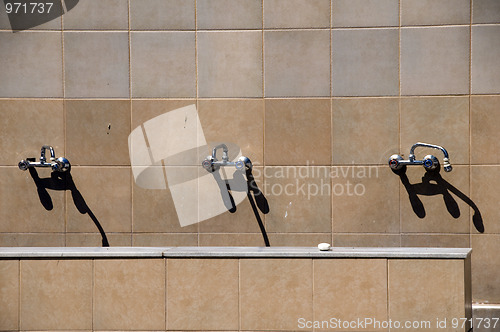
[{"xmin": 443, "ymin": 157, "xmax": 452, "ymax": 172}]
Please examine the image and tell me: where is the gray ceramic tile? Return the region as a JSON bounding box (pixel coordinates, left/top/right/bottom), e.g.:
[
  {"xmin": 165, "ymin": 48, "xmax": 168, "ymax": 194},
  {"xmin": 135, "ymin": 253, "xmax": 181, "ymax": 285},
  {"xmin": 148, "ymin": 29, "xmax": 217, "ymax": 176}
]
[
  {"xmin": 472, "ymin": 25, "xmax": 500, "ymax": 94},
  {"xmin": 332, "ymin": 0, "xmax": 399, "ymax": 27},
  {"xmin": 265, "ymin": 30, "xmax": 330, "ymax": 97},
  {"xmin": 0, "ymin": 1, "xmax": 62, "ymax": 30},
  {"xmin": 0, "ymin": 31, "xmax": 62, "ymax": 97},
  {"xmin": 64, "ymin": 32, "xmax": 129, "ymax": 98},
  {"xmin": 401, "ymin": 0, "xmax": 470, "ymax": 26},
  {"xmin": 131, "ymin": 32, "xmax": 195, "ymax": 97},
  {"xmin": 473, "ymin": 0, "xmax": 500, "ymax": 24},
  {"xmin": 332, "ymin": 28, "xmax": 399, "ymax": 96},
  {"xmin": 264, "ymin": 0, "xmax": 330, "ymax": 28},
  {"xmin": 401, "ymin": 26, "xmax": 470, "ymax": 95},
  {"xmin": 130, "ymin": 0, "xmax": 195, "ymax": 30},
  {"xmin": 63, "ymin": 0, "xmax": 128, "ymax": 30},
  {"xmin": 198, "ymin": 31, "xmax": 262, "ymax": 97},
  {"xmin": 197, "ymin": 0, "xmax": 261, "ymax": 29}
]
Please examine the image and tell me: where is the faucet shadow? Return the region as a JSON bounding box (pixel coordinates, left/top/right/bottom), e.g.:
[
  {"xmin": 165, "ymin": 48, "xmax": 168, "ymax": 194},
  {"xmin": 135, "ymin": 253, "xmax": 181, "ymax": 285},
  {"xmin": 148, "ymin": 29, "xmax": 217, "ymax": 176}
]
[
  {"xmin": 394, "ymin": 166, "xmax": 484, "ymax": 233},
  {"xmin": 213, "ymin": 168, "xmax": 270, "ymax": 247},
  {"xmin": 28, "ymin": 168, "xmax": 110, "ymax": 246}
]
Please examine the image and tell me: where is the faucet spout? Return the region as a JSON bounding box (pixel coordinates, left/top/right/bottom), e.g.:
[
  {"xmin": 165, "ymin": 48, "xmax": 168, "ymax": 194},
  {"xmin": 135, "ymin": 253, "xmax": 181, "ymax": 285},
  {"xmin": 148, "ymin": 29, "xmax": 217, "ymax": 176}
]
[
  {"xmin": 212, "ymin": 143, "xmax": 229, "ymax": 162},
  {"xmin": 40, "ymin": 145, "xmax": 56, "ymax": 164}
]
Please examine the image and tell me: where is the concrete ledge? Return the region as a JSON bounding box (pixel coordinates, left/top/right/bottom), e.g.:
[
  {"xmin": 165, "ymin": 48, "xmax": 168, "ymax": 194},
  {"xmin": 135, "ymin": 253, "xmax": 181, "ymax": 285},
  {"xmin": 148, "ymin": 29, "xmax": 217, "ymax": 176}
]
[{"xmin": 0, "ymin": 246, "xmax": 471, "ymax": 259}]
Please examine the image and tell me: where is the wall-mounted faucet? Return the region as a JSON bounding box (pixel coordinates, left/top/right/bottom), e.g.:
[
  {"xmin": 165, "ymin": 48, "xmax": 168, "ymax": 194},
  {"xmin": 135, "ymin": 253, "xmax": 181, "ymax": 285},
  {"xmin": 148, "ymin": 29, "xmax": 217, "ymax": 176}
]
[
  {"xmin": 389, "ymin": 142, "xmax": 452, "ymax": 172},
  {"xmin": 18, "ymin": 145, "xmax": 71, "ymax": 172},
  {"xmin": 202, "ymin": 143, "xmax": 252, "ymax": 172}
]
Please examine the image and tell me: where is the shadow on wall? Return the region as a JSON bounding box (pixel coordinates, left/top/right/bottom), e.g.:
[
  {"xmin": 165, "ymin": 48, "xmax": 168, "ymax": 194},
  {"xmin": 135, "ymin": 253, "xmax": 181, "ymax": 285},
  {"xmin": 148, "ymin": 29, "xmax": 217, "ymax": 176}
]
[
  {"xmin": 213, "ymin": 166, "xmax": 271, "ymax": 246},
  {"xmin": 393, "ymin": 166, "xmax": 484, "ymax": 233},
  {"xmin": 28, "ymin": 168, "xmax": 109, "ymax": 247},
  {"xmin": 3, "ymin": 0, "xmax": 79, "ymax": 31}
]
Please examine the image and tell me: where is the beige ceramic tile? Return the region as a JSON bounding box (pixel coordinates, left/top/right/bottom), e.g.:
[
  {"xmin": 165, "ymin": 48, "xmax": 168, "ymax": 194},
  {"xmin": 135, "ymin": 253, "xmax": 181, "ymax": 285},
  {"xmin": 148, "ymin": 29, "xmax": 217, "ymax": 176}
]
[
  {"xmin": 132, "ymin": 100, "xmax": 196, "ymax": 128},
  {"xmin": 401, "ymin": 26, "xmax": 470, "ymax": 95},
  {"xmin": 0, "ymin": 31, "xmax": 62, "ymax": 97},
  {"xmin": 471, "ymin": 234, "xmax": 500, "ymax": 302},
  {"xmin": 167, "ymin": 259, "xmax": 239, "ymax": 330},
  {"xmin": 265, "ymin": 30, "xmax": 330, "ymax": 97},
  {"xmin": 314, "ymin": 259, "xmax": 388, "ymax": 330},
  {"xmin": 332, "ymin": 233, "xmax": 401, "ymax": 247},
  {"xmin": 0, "ymin": 100, "xmax": 64, "ymax": 165},
  {"xmin": 401, "ymin": 0, "xmax": 470, "ymax": 26},
  {"xmin": 388, "ymin": 259, "xmax": 465, "ymax": 331},
  {"xmin": 332, "ymin": 0, "xmax": 399, "ymax": 27},
  {"xmin": 0, "ymin": 233, "xmax": 65, "ymax": 246},
  {"xmin": 198, "ymin": 31, "xmax": 262, "ymax": 97},
  {"xmin": 268, "ymin": 233, "xmax": 332, "ymax": 246},
  {"xmin": 198, "ymin": 233, "xmax": 267, "ymax": 246},
  {"xmin": 133, "ymin": 169, "xmax": 198, "ymax": 233},
  {"xmin": 264, "ymin": 166, "xmax": 332, "ymax": 233},
  {"xmin": 471, "ymin": 166, "xmax": 500, "ymax": 234},
  {"xmin": 240, "ymin": 259, "xmax": 313, "ymax": 330},
  {"xmin": 265, "ymin": 99, "xmax": 331, "ymax": 165},
  {"xmin": 400, "ymin": 166, "xmax": 470, "ymax": 233},
  {"xmin": 197, "ymin": 0, "xmax": 262, "ymax": 29},
  {"xmin": 130, "ymin": 0, "xmax": 195, "ymax": 30},
  {"xmin": 199, "ymin": 165, "xmax": 265, "ymax": 233},
  {"xmin": 332, "ymin": 98, "xmax": 399, "ymax": 164},
  {"xmin": 63, "ymin": 0, "xmax": 128, "ymax": 30},
  {"xmin": 66, "ymin": 167, "xmax": 132, "ymax": 233},
  {"xmin": 132, "ymin": 233, "xmax": 198, "ymax": 246},
  {"xmin": 401, "ymin": 234, "xmax": 470, "ymax": 247},
  {"xmin": 0, "ymin": 167, "xmax": 65, "ymax": 233},
  {"xmin": 64, "ymin": 32, "xmax": 129, "ymax": 98},
  {"xmin": 472, "ymin": 25, "xmax": 500, "ymax": 94},
  {"xmin": 0, "ymin": 1, "xmax": 62, "ymax": 30},
  {"xmin": 20, "ymin": 260, "xmax": 92, "ymax": 330},
  {"xmin": 65, "ymin": 233, "xmax": 132, "ymax": 247},
  {"xmin": 66, "ymin": 100, "xmax": 131, "ymax": 166},
  {"xmin": 131, "ymin": 32, "xmax": 196, "ymax": 97},
  {"xmin": 332, "ymin": 166, "xmax": 400, "ymax": 233},
  {"xmin": 471, "ymin": 96, "xmax": 500, "ymax": 164},
  {"xmin": 94, "ymin": 259, "xmax": 165, "ymax": 330},
  {"xmin": 0, "ymin": 260, "xmax": 19, "ymax": 331},
  {"xmin": 264, "ymin": 0, "xmax": 330, "ymax": 28},
  {"xmin": 473, "ymin": 0, "xmax": 500, "ymax": 23},
  {"xmin": 198, "ymin": 99, "xmax": 264, "ymax": 165},
  {"xmin": 400, "ymin": 96, "xmax": 470, "ymax": 165},
  {"xmin": 131, "ymin": 100, "xmax": 202, "ymax": 166},
  {"xmin": 332, "ymin": 28, "xmax": 399, "ymax": 96}
]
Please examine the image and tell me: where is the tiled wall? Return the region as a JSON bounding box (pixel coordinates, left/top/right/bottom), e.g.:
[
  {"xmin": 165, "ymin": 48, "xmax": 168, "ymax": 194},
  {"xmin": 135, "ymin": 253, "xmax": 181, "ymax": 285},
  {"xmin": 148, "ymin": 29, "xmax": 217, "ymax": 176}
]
[
  {"xmin": 0, "ymin": 257, "xmax": 469, "ymax": 331},
  {"xmin": 0, "ymin": 0, "xmax": 499, "ymax": 303}
]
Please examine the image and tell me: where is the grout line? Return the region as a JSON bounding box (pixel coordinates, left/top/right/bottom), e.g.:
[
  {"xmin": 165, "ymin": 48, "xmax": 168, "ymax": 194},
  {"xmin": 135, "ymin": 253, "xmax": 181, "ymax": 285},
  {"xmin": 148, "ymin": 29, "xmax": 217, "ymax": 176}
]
[
  {"xmin": 18, "ymin": 260, "xmax": 21, "ymax": 330},
  {"xmin": 165, "ymin": 258, "xmax": 168, "ymax": 330},
  {"xmin": 195, "ymin": 0, "xmax": 200, "ymax": 247},
  {"xmin": 398, "ymin": 0, "xmax": 403, "ymax": 248},
  {"xmin": 91, "ymin": 259, "xmax": 95, "ymax": 331},
  {"xmin": 128, "ymin": 0, "xmax": 133, "ymax": 247},
  {"xmin": 238, "ymin": 259, "xmax": 241, "ymax": 331},
  {"xmin": 469, "ymin": 0, "xmax": 473, "ymax": 245}
]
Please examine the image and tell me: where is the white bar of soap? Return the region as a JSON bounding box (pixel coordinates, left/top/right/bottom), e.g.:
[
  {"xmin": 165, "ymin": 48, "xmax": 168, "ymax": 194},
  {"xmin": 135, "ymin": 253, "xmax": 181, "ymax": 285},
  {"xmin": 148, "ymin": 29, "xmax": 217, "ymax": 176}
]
[{"xmin": 318, "ymin": 243, "xmax": 331, "ymax": 251}]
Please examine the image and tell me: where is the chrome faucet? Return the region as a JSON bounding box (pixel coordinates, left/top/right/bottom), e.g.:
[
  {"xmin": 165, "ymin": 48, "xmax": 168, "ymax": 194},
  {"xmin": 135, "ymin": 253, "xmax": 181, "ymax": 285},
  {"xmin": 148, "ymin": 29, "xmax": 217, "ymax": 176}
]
[
  {"xmin": 202, "ymin": 143, "xmax": 252, "ymax": 172},
  {"xmin": 18, "ymin": 145, "xmax": 71, "ymax": 172},
  {"xmin": 389, "ymin": 142, "xmax": 452, "ymax": 172}
]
